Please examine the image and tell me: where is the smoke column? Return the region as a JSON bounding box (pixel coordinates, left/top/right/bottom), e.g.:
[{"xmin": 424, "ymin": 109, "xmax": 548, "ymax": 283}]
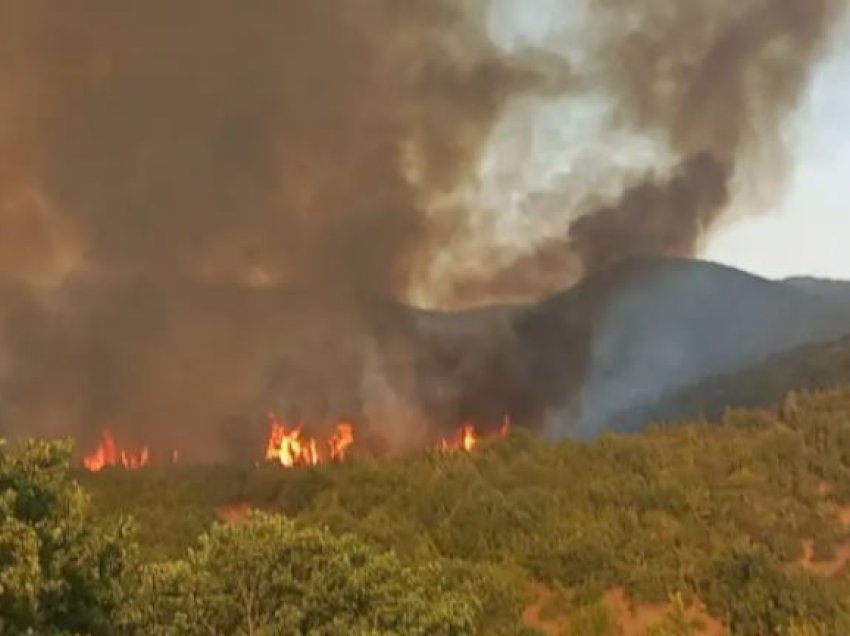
[
  {"xmin": 439, "ymin": 0, "xmax": 847, "ymax": 304},
  {"xmin": 0, "ymin": 0, "xmax": 845, "ymax": 456},
  {"xmin": 0, "ymin": 0, "xmax": 567, "ymax": 456}
]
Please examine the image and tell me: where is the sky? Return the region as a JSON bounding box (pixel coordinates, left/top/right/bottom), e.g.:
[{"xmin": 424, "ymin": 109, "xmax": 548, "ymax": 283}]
[
  {"xmin": 485, "ymin": 1, "xmax": 850, "ymax": 283},
  {"xmin": 704, "ymin": 16, "xmax": 850, "ymax": 280}
]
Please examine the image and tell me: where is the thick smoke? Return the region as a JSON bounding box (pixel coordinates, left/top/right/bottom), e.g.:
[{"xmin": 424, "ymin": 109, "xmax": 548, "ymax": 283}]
[
  {"xmin": 414, "ymin": 0, "xmax": 845, "ymax": 437},
  {"xmin": 570, "ymin": 153, "xmax": 730, "ymax": 273},
  {"xmin": 0, "ymin": 0, "xmax": 845, "ymax": 456},
  {"xmin": 574, "ymin": 0, "xmax": 844, "ymax": 272},
  {"xmin": 0, "ymin": 0, "xmax": 564, "ymax": 457},
  {"xmin": 443, "ymin": 0, "xmax": 846, "ymax": 301}
]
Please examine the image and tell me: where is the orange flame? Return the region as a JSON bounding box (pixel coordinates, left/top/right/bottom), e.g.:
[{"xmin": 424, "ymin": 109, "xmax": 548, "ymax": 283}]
[
  {"xmin": 440, "ymin": 423, "xmax": 478, "ymax": 453},
  {"xmin": 264, "ymin": 414, "xmax": 348, "ymax": 469},
  {"xmin": 265, "ymin": 414, "xmax": 285, "ymax": 461},
  {"xmin": 84, "ymin": 429, "xmax": 150, "ymax": 472},
  {"xmin": 83, "ymin": 429, "xmax": 117, "ymax": 472},
  {"xmin": 329, "ymin": 422, "xmax": 354, "ymax": 461},
  {"xmin": 440, "ymin": 416, "xmax": 512, "ymax": 454},
  {"xmin": 263, "ymin": 413, "xmax": 511, "ymax": 467},
  {"xmin": 461, "ymin": 425, "xmax": 477, "ymax": 452}
]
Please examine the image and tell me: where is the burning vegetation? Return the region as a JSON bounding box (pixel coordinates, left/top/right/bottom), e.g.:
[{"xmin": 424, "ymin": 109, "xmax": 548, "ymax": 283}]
[
  {"xmin": 259, "ymin": 413, "xmax": 512, "ymax": 468},
  {"xmin": 83, "ymin": 429, "xmax": 150, "ymax": 472},
  {"xmin": 82, "ymin": 429, "xmax": 183, "ymax": 472},
  {"xmin": 263, "ymin": 415, "xmax": 355, "ymax": 468},
  {"xmin": 83, "ymin": 415, "xmax": 513, "ymax": 471},
  {"xmin": 439, "ymin": 416, "xmax": 511, "ymax": 454}
]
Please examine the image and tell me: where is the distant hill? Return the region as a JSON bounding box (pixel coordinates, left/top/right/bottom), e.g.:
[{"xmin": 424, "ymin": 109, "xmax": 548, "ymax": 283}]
[
  {"xmin": 784, "ymin": 276, "xmax": 850, "ymax": 307},
  {"xmin": 412, "ymin": 257, "xmax": 850, "ymax": 438},
  {"xmin": 610, "ymin": 332, "xmax": 850, "ymax": 431},
  {"xmin": 525, "ymin": 258, "xmax": 850, "ymax": 436}
]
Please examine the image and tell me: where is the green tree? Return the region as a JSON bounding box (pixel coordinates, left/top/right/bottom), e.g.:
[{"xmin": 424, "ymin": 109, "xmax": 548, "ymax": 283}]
[
  {"xmin": 128, "ymin": 511, "xmax": 481, "ymax": 635},
  {"xmin": 703, "ymin": 546, "xmax": 845, "ymax": 635},
  {"xmin": 0, "ymin": 438, "xmax": 135, "ymax": 635}
]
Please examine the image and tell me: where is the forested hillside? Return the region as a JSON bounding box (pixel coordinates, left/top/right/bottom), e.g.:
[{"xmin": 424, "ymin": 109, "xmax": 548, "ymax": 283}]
[
  {"xmin": 615, "ymin": 334, "xmax": 850, "ymax": 430},
  {"xmin": 8, "ymin": 388, "xmax": 850, "ymax": 634}
]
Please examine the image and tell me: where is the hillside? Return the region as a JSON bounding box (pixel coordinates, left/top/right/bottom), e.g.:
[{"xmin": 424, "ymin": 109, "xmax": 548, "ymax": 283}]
[
  {"xmin": 613, "ymin": 332, "xmax": 850, "ymax": 430},
  {"xmin": 67, "ymin": 386, "xmax": 850, "ymax": 635},
  {"xmin": 785, "ymin": 277, "xmax": 850, "ymax": 306},
  {"xmin": 407, "ymin": 257, "xmax": 850, "ymax": 438},
  {"xmin": 569, "ymin": 259, "xmax": 850, "ymax": 436}
]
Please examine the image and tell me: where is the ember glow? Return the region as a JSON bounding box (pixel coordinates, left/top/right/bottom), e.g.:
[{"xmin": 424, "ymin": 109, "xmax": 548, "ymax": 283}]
[{"xmin": 83, "ymin": 429, "xmax": 150, "ymax": 472}]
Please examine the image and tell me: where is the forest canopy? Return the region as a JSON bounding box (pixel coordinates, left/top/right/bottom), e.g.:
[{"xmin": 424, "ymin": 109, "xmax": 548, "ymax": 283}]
[{"xmin": 7, "ymin": 388, "xmax": 850, "ymax": 634}]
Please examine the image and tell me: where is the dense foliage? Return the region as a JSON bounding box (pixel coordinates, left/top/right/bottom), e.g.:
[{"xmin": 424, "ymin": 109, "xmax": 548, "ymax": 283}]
[
  {"xmin": 619, "ymin": 332, "xmax": 850, "ymax": 429},
  {"xmin": 1, "ymin": 443, "xmax": 524, "ymax": 635},
  {"xmin": 124, "ymin": 513, "xmax": 483, "ymax": 635},
  {"xmin": 0, "ymin": 440, "xmax": 133, "ymax": 635},
  {"xmin": 8, "ymin": 388, "xmax": 850, "ymax": 633}
]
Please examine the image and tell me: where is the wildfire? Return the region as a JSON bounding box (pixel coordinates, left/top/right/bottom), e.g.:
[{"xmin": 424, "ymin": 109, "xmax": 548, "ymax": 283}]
[
  {"xmin": 440, "ymin": 424, "xmax": 477, "ymax": 453},
  {"xmin": 83, "ymin": 429, "xmax": 150, "ymax": 472},
  {"xmin": 462, "ymin": 425, "xmax": 477, "ymax": 452},
  {"xmin": 262, "ymin": 413, "xmax": 512, "ymax": 468},
  {"xmin": 440, "ymin": 416, "xmax": 511, "ymax": 454},
  {"xmin": 84, "ymin": 414, "xmax": 514, "ymax": 473},
  {"xmin": 329, "ymin": 422, "xmax": 355, "ymax": 461},
  {"xmin": 265, "ymin": 414, "xmax": 355, "ymax": 468}
]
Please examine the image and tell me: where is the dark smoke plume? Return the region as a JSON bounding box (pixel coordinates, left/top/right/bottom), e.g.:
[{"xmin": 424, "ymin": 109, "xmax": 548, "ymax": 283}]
[
  {"xmin": 570, "ymin": 153, "xmax": 730, "ymax": 273},
  {"xmin": 445, "ymin": 0, "xmax": 846, "ymax": 301},
  {"xmin": 573, "ymin": 0, "xmax": 844, "ymax": 274},
  {"xmin": 0, "ymin": 0, "xmax": 845, "ymax": 456},
  {"xmin": 412, "ymin": 0, "xmax": 846, "ymax": 437},
  {"xmin": 0, "ymin": 0, "xmax": 566, "ymax": 457}
]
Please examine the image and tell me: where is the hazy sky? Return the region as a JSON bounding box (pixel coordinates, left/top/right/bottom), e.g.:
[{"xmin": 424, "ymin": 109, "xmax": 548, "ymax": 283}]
[
  {"xmin": 486, "ymin": 1, "xmax": 850, "ymax": 282},
  {"xmin": 704, "ymin": 16, "xmax": 850, "ymax": 280}
]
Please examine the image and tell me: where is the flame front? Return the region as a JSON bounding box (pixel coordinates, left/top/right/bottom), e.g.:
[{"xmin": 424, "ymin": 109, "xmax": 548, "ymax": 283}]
[
  {"xmin": 329, "ymin": 422, "xmax": 354, "ymax": 461},
  {"xmin": 265, "ymin": 414, "xmax": 510, "ymax": 466},
  {"xmin": 84, "ymin": 414, "xmax": 512, "ymax": 473},
  {"xmin": 265, "ymin": 415, "xmax": 351, "ymax": 468},
  {"xmin": 83, "ymin": 429, "xmax": 117, "ymax": 472},
  {"xmin": 440, "ymin": 423, "xmax": 478, "ymax": 453},
  {"xmin": 84, "ymin": 428, "xmax": 150, "ymax": 472},
  {"xmin": 461, "ymin": 425, "xmax": 477, "ymax": 452},
  {"xmin": 440, "ymin": 417, "xmax": 511, "ymax": 454}
]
